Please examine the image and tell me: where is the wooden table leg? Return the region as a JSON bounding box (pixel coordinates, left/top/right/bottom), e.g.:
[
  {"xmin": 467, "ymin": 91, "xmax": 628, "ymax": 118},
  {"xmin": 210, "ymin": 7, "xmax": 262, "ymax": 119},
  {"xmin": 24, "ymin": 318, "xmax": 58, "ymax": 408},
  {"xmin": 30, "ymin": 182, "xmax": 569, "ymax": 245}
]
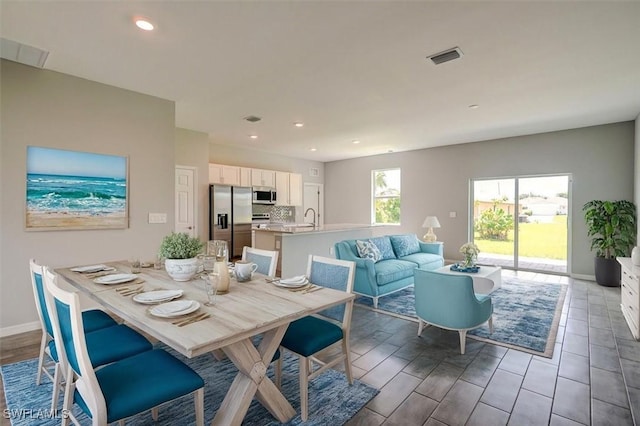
[{"xmin": 212, "ymin": 324, "xmax": 295, "ymax": 425}]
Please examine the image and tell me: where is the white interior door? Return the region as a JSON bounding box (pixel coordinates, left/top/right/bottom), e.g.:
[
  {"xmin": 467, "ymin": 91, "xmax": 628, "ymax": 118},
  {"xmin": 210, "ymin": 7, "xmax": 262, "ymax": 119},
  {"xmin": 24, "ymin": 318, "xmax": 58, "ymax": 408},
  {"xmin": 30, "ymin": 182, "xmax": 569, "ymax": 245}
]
[
  {"xmin": 175, "ymin": 166, "xmax": 196, "ymax": 236},
  {"xmin": 303, "ymin": 183, "xmax": 324, "ymax": 226}
]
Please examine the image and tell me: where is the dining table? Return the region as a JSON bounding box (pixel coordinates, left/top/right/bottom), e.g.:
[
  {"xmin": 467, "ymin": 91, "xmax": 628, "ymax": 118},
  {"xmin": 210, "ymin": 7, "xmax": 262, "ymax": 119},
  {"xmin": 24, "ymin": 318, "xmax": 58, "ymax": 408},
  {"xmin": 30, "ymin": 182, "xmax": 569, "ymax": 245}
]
[{"xmin": 55, "ymin": 260, "xmax": 355, "ymax": 425}]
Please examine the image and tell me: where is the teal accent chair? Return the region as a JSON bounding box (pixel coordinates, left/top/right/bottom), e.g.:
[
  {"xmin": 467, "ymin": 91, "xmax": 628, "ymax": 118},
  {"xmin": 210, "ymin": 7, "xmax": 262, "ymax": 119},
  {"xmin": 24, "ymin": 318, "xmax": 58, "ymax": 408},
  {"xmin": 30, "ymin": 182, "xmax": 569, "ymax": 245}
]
[
  {"xmin": 242, "ymin": 246, "xmax": 279, "ymax": 276},
  {"xmin": 275, "ymin": 255, "xmax": 355, "ymax": 421},
  {"xmin": 43, "ymin": 267, "xmax": 204, "ymax": 426},
  {"xmin": 414, "ymin": 269, "xmax": 493, "ymax": 354}
]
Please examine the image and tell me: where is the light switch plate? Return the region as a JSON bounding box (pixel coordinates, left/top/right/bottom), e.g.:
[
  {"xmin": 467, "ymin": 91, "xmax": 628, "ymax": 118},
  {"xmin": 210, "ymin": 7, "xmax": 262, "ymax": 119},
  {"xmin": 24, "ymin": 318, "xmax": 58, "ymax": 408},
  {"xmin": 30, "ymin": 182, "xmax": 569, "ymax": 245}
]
[
  {"xmin": 149, "ymin": 213, "xmax": 167, "ymax": 224},
  {"xmin": 449, "ymin": 211, "xmax": 457, "ymax": 218}
]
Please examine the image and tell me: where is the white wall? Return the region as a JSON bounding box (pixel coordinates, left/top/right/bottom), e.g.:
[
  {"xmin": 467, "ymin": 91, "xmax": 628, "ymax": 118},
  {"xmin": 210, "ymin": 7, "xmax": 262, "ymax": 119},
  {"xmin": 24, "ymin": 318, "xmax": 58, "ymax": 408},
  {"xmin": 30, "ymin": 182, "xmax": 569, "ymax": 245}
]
[
  {"xmin": 325, "ymin": 122, "xmax": 635, "ymax": 277},
  {"xmin": 636, "ymin": 114, "xmax": 640, "ymax": 244},
  {"xmin": 0, "ymin": 60, "xmax": 176, "ymax": 333}
]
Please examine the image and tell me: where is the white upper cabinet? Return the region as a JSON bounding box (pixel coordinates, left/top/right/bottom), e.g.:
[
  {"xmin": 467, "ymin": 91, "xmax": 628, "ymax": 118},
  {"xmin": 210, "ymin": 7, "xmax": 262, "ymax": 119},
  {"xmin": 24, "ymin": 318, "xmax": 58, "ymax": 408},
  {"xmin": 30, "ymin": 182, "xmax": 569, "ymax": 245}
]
[
  {"xmin": 275, "ymin": 171, "xmax": 303, "ymax": 206},
  {"xmin": 251, "ymin": 169, "xmax": 276, "ymax": 188},
  {"xmin": 209, "ymin": 164, "xmax": 240, "ymax": 186},
  {"xmin": 239, "ymin": 167, "xmax": 252, "ymax": 187}
]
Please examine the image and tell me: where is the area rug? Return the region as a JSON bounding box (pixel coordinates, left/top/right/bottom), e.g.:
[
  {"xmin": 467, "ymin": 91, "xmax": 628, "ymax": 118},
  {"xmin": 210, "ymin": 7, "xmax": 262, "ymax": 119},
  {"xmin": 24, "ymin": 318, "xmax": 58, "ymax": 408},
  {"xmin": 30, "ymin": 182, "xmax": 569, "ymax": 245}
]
[
  {"xmin": 355, "ymin": 276, "xmax": 567, "ymax": 358},
  {"xmin": 1, "ymin": 344, "xmax": 377, "ymax": 426}
]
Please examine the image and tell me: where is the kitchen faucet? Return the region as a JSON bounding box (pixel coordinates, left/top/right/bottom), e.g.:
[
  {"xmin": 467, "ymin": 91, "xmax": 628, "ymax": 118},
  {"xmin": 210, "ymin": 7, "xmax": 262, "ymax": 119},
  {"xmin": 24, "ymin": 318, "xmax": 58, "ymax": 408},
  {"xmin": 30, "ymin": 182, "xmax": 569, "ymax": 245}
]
[{"xmin": 304, "ymin": 208, "xmax": 317, "ymax": 228}]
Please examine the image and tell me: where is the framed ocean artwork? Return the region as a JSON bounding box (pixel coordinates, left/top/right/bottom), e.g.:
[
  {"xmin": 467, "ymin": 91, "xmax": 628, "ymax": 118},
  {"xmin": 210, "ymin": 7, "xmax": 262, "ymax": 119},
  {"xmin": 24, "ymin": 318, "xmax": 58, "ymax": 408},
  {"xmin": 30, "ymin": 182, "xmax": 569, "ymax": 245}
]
[{"xmin": 26, "ymin": 146, "xmax": 129, "ymax": 230}]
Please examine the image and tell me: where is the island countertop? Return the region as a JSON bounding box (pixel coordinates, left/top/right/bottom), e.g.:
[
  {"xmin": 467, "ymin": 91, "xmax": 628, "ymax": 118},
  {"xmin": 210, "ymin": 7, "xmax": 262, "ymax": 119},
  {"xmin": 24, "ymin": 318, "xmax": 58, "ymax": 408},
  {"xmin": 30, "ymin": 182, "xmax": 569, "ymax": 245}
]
[{"xmin": 252, "ymin": 223, "xmax": 372, "ymax": 235}]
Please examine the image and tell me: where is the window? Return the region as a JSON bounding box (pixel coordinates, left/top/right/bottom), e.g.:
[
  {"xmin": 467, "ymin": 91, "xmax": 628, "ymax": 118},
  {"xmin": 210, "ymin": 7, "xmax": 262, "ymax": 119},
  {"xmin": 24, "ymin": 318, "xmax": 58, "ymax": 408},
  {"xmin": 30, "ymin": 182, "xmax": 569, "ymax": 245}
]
[{"xmin": 372, "ymin": 168, "xmax": 401, "ymax": 225}]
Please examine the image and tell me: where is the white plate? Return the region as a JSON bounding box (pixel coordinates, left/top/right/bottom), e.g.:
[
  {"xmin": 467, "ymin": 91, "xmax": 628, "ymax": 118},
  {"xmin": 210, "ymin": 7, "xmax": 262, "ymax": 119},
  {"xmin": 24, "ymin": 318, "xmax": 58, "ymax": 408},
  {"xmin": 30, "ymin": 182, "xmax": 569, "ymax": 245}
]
[
  {"xmin": 71, "ymin": 264, "xmax": 113, "ymax": 273},
  {"xmin": 93, "ymin": 273, "xmax": 138, "ymax": 285},
  {"xmin": 274, "ymin": 277, "xmax": 309, "ymax": 288},
  {"xmin": 149, "ymin": 300, "xmax": 200, "ymax": 318},
  {"xmin": 133, "ymin": 290, "xmax": 183, "ymax": 304}
]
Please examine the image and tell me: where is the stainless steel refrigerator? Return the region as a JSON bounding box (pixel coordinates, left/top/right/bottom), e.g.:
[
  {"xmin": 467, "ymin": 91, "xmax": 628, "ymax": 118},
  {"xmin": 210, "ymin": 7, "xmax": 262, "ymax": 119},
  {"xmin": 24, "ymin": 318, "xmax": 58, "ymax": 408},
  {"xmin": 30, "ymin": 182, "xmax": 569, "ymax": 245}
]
[{"xmin": 209, "ymin": 185, "xmax": 252, "ymax": 259}]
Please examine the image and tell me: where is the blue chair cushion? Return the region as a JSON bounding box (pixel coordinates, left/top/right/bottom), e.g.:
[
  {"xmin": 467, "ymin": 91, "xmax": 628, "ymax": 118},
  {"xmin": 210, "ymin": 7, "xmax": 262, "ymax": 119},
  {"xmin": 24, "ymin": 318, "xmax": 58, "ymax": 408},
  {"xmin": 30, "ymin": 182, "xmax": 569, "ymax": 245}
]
[
  {"xmin": 85, "ymin": 325, "xmax": 152, "ymax": 367},
  {"xmin": 389, "ymin": 234, "xmax": 421, "ymax": 257},
  {"xmin": 280, "ymin": 316, "xmax": 343, "ymax": 357},
  {"xmin": 74, "ymin": 349, "xmax": 204, "ymax": 423},
  {"xmin": 374, "ymin": 259, "xmax": 417, "ymax": 285},
  {"xmin": 370, "ymin": 237, "xmax": 396, "ymax": 260},
  {"xmin": 81, "ymin": 310, "xmax": 118, "ymax": 333}
]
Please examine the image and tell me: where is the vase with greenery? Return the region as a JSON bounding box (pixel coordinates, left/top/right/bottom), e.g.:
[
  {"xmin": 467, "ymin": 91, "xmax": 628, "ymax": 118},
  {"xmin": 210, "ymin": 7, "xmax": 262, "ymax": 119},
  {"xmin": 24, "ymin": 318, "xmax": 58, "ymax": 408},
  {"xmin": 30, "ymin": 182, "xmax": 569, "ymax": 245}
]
[
  {"xmin": 583, "ymin": 200, "xmax": 636, "ymax": 287},
  {"xmin": 159, "ymin": 232, "xmax": 204, "ymax": 281}
]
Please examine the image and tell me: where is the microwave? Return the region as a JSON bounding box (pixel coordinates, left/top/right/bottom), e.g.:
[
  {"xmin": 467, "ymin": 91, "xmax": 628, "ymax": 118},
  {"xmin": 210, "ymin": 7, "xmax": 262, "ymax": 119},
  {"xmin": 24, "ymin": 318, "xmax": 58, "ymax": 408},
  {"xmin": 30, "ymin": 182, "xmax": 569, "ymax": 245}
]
[{"xmin": 252, "ymin": 187, "xmax": 276, "ymax": 205}]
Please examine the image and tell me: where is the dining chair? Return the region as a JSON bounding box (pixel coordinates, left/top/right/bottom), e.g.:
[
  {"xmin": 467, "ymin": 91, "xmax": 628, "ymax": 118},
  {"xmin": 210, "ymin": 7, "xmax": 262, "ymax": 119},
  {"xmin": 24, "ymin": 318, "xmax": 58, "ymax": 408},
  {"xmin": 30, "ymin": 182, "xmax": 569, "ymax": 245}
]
[
  {"xmin": 242, "ymin": 246, "xmax": 279, "ymax": 276},
  {"xmin": 43, "ymin": 267, "xmax": 205, "ymax": 426},
  {"xmin": 38, "ymin": 266, "xmax": 153, "ymax": 412},
  {"xmin": 275, "ymin": 255, "xmax": 355, "ymax": 421},
  {"xmin": 30, "ymin": 259, "xmax": 122, "ymax": 407}
]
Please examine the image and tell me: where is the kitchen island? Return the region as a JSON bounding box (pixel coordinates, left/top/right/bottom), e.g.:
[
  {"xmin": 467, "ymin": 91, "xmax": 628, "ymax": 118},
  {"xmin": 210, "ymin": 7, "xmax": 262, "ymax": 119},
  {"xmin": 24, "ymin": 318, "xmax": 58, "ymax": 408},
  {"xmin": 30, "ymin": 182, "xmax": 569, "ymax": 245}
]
[{"xmin": 253, "ymin": 223, "xmax": 373, "ymax": 277}]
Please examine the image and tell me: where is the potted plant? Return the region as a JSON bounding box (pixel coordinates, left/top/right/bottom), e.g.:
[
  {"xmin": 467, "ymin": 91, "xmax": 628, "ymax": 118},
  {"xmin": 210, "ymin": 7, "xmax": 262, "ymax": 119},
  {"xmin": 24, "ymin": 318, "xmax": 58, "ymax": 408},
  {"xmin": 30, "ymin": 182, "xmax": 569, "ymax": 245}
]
[
  {"xmin": 159, "ymin": 232, "xmax": 204, "ymax": 281},
  {"xmin": 583, "ymin": 200, "xmax": 636, "ymax": 287}
]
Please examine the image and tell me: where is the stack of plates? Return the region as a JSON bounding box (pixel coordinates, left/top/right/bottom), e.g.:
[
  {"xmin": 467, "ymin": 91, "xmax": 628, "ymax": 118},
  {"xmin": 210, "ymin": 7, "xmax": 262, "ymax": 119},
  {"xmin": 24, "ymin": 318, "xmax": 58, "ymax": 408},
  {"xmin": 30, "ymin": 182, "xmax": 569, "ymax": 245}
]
[
  {"xmin": 273, "ymin": 275, "xmax": 309, "ymax": 288},
  {"xmin": 149, "ymin": 300, "xmax": 200, "ymax": 318},
  {"xmin": 133, "ymin": 289, "xmax": 183, "ymax": 305},
  {"xmin": 93, "ymin": 273, "xmax": 138, "ymax": 285}
]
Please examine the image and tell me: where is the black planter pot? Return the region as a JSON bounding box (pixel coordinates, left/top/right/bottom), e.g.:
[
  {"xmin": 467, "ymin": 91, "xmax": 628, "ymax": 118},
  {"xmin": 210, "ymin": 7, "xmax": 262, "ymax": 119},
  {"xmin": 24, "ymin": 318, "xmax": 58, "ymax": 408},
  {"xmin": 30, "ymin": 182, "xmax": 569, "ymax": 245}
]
[{"xmin": 594, "ymin": 257, "xmax": 621, "ymax": 287}]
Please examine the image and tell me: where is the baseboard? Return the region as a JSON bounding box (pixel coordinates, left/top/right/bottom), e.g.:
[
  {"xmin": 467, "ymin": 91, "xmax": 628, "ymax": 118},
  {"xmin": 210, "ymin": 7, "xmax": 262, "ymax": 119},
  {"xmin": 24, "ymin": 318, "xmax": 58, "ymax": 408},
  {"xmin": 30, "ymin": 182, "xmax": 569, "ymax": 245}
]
[
  {"xmin": 0, "ymin": 321, "xmax": 40, "ymax": 338},
  {"xmin": 570, "ymin": 273, "xmax": 596, "ymax": 282}
]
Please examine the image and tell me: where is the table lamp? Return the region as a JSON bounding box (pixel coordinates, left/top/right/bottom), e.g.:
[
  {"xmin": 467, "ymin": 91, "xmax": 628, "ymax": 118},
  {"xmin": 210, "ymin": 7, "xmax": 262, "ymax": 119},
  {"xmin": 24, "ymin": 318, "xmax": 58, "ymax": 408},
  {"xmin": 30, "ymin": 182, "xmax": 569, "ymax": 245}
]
[{"xmin": 422, "ymin": 216, "xmax": 441, "ymax": 242}]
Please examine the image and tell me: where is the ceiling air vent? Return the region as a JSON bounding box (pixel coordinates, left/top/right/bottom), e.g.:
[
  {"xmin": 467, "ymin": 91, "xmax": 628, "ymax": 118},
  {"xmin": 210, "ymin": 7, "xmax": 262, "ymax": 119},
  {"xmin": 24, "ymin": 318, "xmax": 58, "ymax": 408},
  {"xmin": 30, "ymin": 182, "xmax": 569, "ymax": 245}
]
[
  {"xmin": 244, "ymin": 115, "xmax": 262, "ymax": 123},
  {"xmin": 427, "ymin": 47, "xmax": 463, "ymax": 65},
  {"xmin": 1, "ymin": 38, "xmax": 49, "ymax": 68}
]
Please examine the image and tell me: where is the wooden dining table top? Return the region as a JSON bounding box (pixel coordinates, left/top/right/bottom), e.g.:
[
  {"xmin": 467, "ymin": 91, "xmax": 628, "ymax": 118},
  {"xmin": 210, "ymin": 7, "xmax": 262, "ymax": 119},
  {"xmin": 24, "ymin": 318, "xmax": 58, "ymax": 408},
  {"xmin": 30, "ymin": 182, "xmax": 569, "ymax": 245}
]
[{"xmin": 56, "ymin": 260, "xmax": 355, "ymax": 359}]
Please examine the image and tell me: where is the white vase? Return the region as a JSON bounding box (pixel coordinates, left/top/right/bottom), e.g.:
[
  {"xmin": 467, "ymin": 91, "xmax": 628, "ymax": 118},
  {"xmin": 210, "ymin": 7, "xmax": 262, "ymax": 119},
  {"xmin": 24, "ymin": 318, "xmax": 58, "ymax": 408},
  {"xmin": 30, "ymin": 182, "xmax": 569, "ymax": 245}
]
[
  {"xmin": 632, "ymin": 246, "xmax": 640, "ymax": 266},
  {"xmin": 165, "ymin": 258, "xmax": 199, "ymax": 281}
]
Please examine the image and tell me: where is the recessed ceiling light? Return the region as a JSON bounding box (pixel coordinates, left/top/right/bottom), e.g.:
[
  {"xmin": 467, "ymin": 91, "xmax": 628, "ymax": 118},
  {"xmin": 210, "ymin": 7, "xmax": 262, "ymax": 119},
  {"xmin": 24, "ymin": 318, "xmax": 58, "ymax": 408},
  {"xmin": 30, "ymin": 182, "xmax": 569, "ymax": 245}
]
[
  {"xmin": 310, "ymin": 148, "xmax": 317, "ymax": 152},
  {"xmin": 352, "ymin": 140, "xmax": 360, "ymax": 144},
  {"xmin": 468, "ymin": 104, "xmax": 480, "ymax": 109},
  {"xmin": 250, "ymin": 135, "xmax": 258, "ymax": 139},
  {"xmin": 135, "ymin": 18, "xmax": 155, "ymax": 31},
  {"xmin": 294, "ymin": 122, "xmax": 304, "ymax": 127}
]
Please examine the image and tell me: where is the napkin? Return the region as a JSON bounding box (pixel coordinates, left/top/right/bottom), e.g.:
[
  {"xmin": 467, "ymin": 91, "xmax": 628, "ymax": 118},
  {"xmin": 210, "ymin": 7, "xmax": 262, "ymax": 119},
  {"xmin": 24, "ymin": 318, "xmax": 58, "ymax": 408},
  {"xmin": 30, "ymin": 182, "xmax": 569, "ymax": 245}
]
[
  {"xmin": 280, "ymin": 275, "xmax": 307, "ymax": 285},
  {"xmin": 134, "ymin": 290, "xmax": 183, "ymax": 303},
  {"xmin": 71, "ymin": 264, "xmax": 109, "ymax": 273},
  {"xmin": 153, "ymin": 300, "xmax": 194, "ymax": 316},
  {"xmin": 96, "ymin": 273, "xmax": 136, "ymax": 283}
]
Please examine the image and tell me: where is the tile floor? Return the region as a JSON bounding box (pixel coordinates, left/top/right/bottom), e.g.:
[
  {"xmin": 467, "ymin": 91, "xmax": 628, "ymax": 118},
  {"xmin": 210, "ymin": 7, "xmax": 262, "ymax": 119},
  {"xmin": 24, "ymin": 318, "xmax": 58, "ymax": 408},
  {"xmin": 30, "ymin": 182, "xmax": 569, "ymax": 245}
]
[{"xmin": 345, "ymin": 270, "xmax": 640, "ymax": 425}]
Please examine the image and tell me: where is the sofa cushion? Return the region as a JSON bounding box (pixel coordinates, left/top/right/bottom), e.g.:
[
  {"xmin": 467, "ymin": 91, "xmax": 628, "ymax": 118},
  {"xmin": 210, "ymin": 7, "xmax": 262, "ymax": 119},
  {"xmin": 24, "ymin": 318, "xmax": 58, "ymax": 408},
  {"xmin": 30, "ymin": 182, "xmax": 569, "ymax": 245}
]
[
  {"xmin": 356, "ymin": 239, "xmax": 382, "ymax": 262},
  {"xmin": 390, "ymin": 234, "xmax": 421, "ymax": 257},
  {"xmin": 400, "ymin": 252, "xmax": 443, "ymax": 268},
  {"xmin": 370, "ymin": 236, "xmax": 396, "ymax": 260},
  {"xmin": 374, "ymin": 259, "xmax": 417, "ymax": 285}
]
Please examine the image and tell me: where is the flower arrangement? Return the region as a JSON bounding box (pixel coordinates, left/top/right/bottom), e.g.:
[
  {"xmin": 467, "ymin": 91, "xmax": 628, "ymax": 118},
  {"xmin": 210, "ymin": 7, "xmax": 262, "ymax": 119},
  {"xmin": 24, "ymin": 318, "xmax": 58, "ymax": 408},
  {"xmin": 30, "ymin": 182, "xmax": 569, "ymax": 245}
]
[
  {"xmin": 159, "ymin": 232, "xmax": 204, "ymax": 259},
  {"xmin": 459, "ymin": 242, "xmax": 480, "ymax": 267}
]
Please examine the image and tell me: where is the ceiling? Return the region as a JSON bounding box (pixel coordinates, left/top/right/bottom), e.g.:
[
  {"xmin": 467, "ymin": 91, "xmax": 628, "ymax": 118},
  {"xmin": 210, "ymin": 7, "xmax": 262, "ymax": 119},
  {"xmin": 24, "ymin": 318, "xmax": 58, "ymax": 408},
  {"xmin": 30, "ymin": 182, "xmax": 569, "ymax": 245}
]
[{"xmin": 2, "ymin": 1, "xmax": 640, "ymax": 162}]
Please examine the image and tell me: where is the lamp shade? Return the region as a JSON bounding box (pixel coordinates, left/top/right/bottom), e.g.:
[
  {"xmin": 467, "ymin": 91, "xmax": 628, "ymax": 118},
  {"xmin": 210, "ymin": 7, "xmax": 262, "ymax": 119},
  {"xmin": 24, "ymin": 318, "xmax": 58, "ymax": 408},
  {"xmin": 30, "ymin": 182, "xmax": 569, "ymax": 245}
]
[{"xmin": 422, "ymin": 216, "xmax": 441, "ymax": 228}]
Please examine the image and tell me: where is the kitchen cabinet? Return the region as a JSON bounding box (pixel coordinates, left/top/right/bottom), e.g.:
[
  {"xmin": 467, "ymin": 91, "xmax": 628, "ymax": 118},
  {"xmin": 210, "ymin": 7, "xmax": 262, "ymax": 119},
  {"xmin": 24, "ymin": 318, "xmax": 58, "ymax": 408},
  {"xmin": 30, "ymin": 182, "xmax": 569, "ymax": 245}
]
[
  {"xmin": 275, "ymin": 172, "xmax": 302, "ymax": 206},
  {"xmin": 209, "ymin": 164, "xmax": 240, "ymax": 186},
  {"xmin": 239, "ymin": 167, "xmax": 252, "ymax": 187},
  {"xmin": 251, "ymin": 169, "xmax": 276, "ymax": 188},
  {"xmin": 619, "ymin": 257, "xmax": 640, "ymax": 340}
]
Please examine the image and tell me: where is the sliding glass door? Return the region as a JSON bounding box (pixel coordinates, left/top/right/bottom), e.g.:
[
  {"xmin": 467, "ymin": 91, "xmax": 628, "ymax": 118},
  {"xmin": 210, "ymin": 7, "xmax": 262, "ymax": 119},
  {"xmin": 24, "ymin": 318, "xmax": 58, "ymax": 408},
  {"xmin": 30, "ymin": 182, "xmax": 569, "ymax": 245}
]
[{"xmin": 471, "ymin": 175, "xmax": 570, "ymax": 274}]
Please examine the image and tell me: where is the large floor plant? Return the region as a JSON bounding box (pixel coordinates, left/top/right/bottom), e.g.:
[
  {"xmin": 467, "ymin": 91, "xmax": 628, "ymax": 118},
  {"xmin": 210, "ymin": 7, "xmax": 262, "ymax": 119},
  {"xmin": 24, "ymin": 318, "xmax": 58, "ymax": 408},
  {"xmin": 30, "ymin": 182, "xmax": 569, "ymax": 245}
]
[{"xmin": 583, "ymin": 200, "xmax": 636, "ymax": 286}]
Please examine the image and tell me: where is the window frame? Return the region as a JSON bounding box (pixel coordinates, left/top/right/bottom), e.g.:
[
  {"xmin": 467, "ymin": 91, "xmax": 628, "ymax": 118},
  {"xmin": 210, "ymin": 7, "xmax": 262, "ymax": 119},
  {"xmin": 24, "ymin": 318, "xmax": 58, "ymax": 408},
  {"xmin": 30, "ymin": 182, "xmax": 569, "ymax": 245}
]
[{"xmin": 371, "ymin": 168, "xmax": 401, "ymax": 225}]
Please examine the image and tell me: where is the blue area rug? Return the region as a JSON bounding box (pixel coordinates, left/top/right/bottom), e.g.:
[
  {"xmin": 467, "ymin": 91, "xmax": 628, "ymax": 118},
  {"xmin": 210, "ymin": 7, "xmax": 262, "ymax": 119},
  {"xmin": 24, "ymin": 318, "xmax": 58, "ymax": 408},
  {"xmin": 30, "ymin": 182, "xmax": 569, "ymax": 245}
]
[
  {"xmin": 356, "ymin": 276, "xmax": 567, "ymax": 357},
  {"xmin": 1, "ymin": 344, "xmax": 377, "ymax": 426}
]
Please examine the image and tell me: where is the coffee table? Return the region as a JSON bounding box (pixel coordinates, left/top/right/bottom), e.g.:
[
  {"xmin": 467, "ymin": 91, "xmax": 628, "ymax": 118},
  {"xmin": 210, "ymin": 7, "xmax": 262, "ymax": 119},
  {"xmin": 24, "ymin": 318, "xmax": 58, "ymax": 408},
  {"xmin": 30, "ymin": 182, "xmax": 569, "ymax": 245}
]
[{"xmin": 435, "ymin": 264, "xmax": 502, "ymax": 294}]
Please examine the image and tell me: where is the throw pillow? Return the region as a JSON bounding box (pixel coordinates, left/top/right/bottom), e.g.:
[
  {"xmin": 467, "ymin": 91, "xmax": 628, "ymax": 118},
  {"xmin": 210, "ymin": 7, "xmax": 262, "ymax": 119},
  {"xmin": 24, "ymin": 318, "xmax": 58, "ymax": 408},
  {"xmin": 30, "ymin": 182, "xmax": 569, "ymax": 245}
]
[
  {"xmin": 370, "ymin": 236, "xmax": 396, "ymax": 260},
  {"xmin": 390, "ymin": 234, "xmax": 421, "ymax": 257},
  {"xmin": 355, "ymin": 239, "xmax": 382, "ymax": 262}
]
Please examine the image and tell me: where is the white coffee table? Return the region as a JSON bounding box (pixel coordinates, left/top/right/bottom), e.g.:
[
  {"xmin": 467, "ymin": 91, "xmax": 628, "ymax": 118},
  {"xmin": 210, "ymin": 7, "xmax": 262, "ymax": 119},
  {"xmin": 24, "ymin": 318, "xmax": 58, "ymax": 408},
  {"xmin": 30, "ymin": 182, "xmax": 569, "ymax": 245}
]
[{"xmin": 435, "ymin": 264, "xmax": 502, "ymax": 294}]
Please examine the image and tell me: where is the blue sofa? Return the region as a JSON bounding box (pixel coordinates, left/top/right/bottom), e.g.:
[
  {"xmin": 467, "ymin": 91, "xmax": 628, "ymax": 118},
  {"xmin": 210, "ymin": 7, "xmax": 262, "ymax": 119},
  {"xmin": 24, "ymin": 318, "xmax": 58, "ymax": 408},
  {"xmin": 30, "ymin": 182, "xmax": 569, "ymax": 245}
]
[{"xmin": 334, "ymin": 234, "xmax": 444, "ymax": 308}]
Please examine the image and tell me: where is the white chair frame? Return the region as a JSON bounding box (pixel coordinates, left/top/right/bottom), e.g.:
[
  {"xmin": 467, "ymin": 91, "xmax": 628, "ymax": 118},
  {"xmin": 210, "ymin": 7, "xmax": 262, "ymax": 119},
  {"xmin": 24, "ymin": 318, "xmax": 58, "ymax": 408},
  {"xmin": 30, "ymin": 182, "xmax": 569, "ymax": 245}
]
[{"xmin": 242, "ymin": 246, "xmax": 279, "ymax": 277}]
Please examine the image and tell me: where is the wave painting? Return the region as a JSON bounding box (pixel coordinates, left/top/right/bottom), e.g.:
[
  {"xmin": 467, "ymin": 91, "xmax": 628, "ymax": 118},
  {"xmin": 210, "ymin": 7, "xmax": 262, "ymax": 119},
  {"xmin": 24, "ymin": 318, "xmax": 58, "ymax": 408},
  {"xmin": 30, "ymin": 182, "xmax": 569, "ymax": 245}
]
[{"xmin": 26, "ymin": 147, "xmax": 128, "ymax": 230}]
